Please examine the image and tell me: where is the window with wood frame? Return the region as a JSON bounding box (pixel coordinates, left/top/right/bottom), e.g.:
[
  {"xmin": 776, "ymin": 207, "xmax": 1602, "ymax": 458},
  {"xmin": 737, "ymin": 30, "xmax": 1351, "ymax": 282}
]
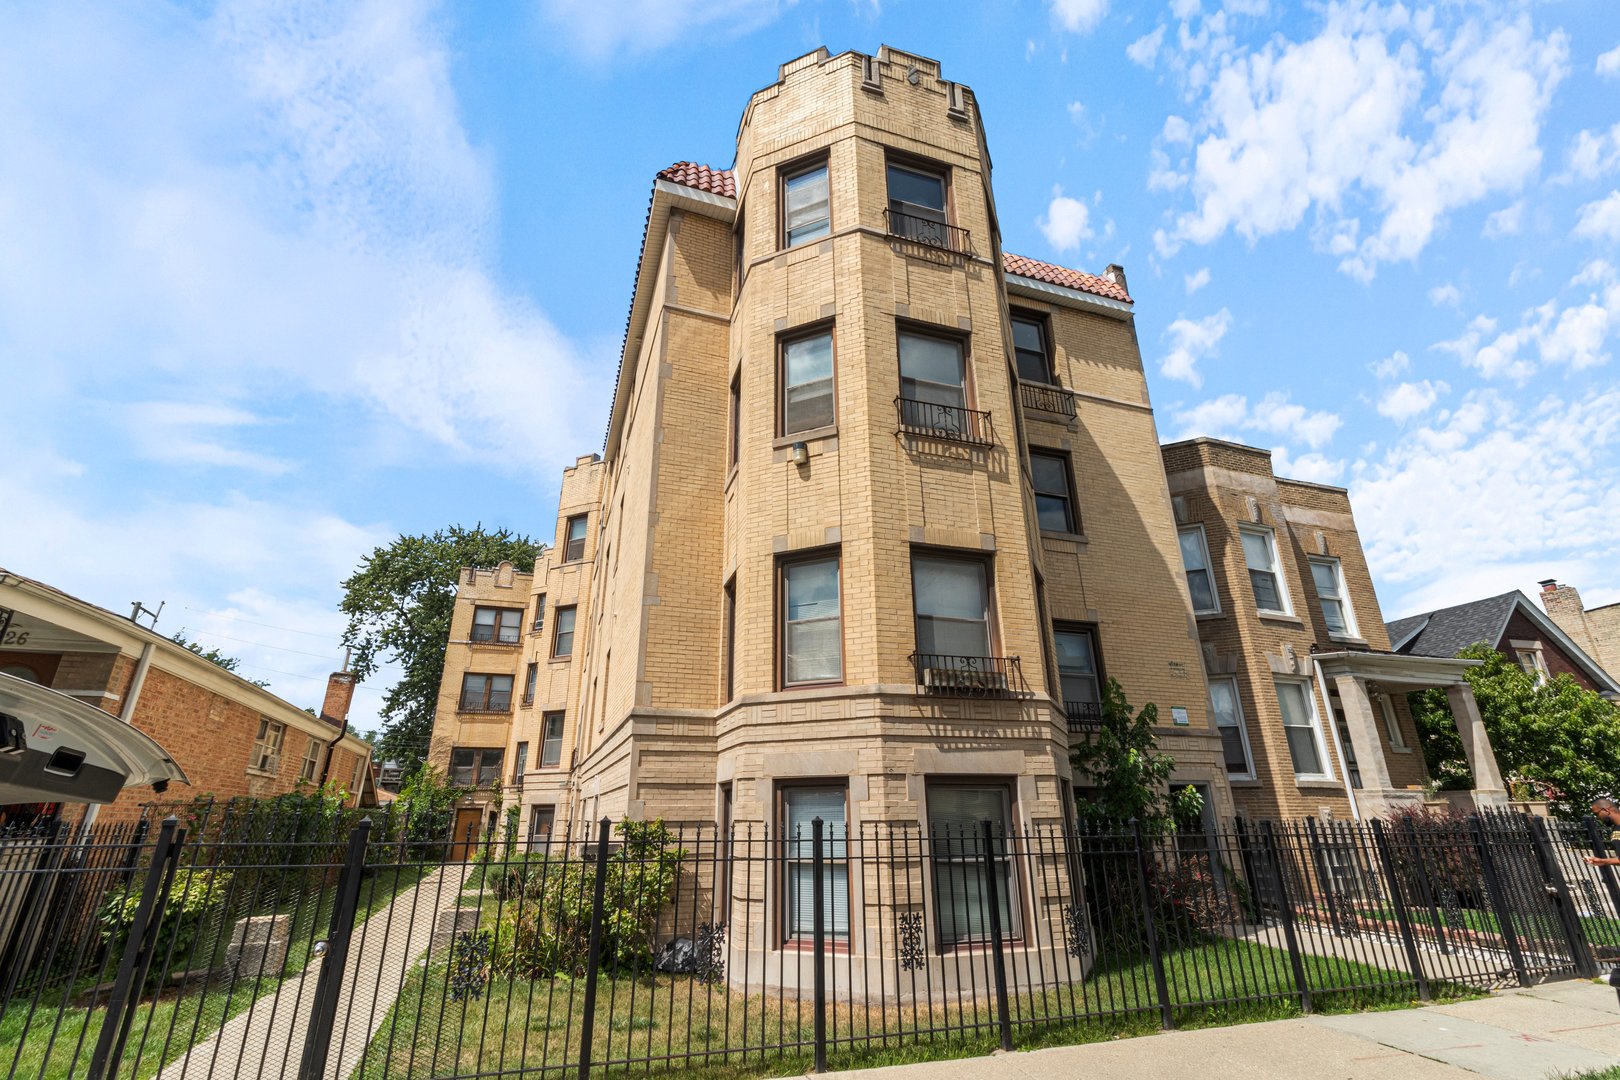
[
  {"xmin": 781, "ymin": 159, "xmax": 830, "ymax": 247},
  {"xmin": 779, "ymin": 329, "xmax": 835, "ymax": 435},
  {"xmin": 1029, "ymin": 450, "xmax": 1077, "ymax": 533},
  {"xmin": 471, "ymin": 606, "xmax": 523, "ymax": 644},
  {"xmin": 562, "ymin": 515, "xmax": 588, "ymax": 562},
  {"xmin": 552, "ymin": 606, "xmax": 577, "ymax": 658},
  {"xmin": 1010, "ymin": 313, "xmax": 1053, "ymax": 383},
  {"xmin": 779, "ymin": 784, "xmax": 849, "ymax": 942},
  {"xmin": 779, "ymin": 552, "xmax": 842, "ymax": 687}
]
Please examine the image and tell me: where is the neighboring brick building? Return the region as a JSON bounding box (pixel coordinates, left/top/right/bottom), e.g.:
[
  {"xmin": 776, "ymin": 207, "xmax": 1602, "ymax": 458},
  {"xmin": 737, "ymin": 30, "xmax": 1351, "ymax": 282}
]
[
  {"xmin": 1162, "ymin": 438, "xmax": 1508, "ymax": 819},
  {"xmin": 428, "ymin": 44, "xmax": 1238, "ymax": 853},
  {"xmin": 1390, "ymin": 589, "xmax": 1620, "ymax": 700},
  {"xmin": 1539, "ymin": 579, "xmax": 1620, "ymax": 695},
  {"xmin": 0, "ymin": 569, "xmax": 373, "ymax": 825}
]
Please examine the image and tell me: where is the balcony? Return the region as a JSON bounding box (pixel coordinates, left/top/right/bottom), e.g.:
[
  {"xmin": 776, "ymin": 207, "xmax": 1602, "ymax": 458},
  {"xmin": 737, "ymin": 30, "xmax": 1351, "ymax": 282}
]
[
  {"xmin": 910, "ymin": 653, "xmax": 1022, "ymax": 699},
  {"xmin": 884, "ymin": 209, "xmax": 972, "ymax": 256},
  {"xmin": 1019, "ymin": 382, "xmax": 1077, "ymax": 419},
  {"xmin": 896, "ymin": 397, "xmax": 995, "ymax": 447},
  {"xmin": 1064, "ymin": 700, "xmax": 1103, "ymax": 735},
  {"xmin": 458, "ymin": 694, "xmax": 512, "ymax": 713},
  {"xmin": 469, "ymin": 629, "xmax": 522, "ymax": 645}
]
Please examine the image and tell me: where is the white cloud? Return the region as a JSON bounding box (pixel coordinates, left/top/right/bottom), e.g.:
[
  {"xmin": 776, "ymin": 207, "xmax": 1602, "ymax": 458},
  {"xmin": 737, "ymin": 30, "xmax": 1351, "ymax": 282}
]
[
  {"xmin": 1271, "ymin": 447, "xmax": 1345, "ymax": 484},
  {"xmin": 1354, "ymin": 388, "xmax": 1620, "ymax": 611},
  {"xmin": 1483, "ymin": 201, "xmax": 1523, "ymax": 238},
  {"xmin": 1049, "ymin": 0, "xmax": 1109, "ymax": 35},
  {"xmin": 1369, "ymin": 349, "xmax": 1410, "ymax": 379},
  {"xmin": 1435, "ymin": 261, "xmax": 1620, "ymax": 378},
  {"xmin": 1173, "ymin": 393, "xmax": 1249, "ymax": 438},
  {"xmin": 1159, "ymin": 308, "xmax": 1232, "ymax": 386},
  {"xmin": 1162, "ymin": 115, "xmax": 1193, "ymax": 144},
  {"xmin": 1184, "ymin": 266, "xmax": 1211, "ymax": 293},
  {"xmin": 1567, "ymin": 123, "xmax": 1620, "ymax": 180},
  {"xmin": 1376, "ymin": 379, "xmax": 1448, "ymax": 421},
  {"xmin": 539, "ymin": 0, "xmax": 781, "ymax": 58},
  {"xmin": 1170, "ymin": 390, "xmax": 1340, "ymax": 449},
  {"xmin": 1598, "ymin": 43, "xmax": 1620, "ymax": 78},
  {"xmin": 1427, "ymin": 284, "xmax": 1462, "ymax": 309},
  {"xmin": 1038, "ymin": 190, "xmax": 1093, "ymax": 251},
  {"xmin": 1127, "ymin": 24, "xmax": 1166, "ymax": 67},
  {"xmin": 1575, "ymin": 191, "xmax": 1620, "ymax": 243},
  {"xmin": 1157, "ymin": 7, "xmax": 1567, "ymax": 280}
]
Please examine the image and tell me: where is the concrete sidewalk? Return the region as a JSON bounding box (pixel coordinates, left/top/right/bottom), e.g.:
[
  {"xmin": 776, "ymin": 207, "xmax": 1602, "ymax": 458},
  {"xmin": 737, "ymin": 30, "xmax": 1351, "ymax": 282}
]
[{"xmin": 827, "ymin": 981, "xmax": 1620, "ymax": 1080}]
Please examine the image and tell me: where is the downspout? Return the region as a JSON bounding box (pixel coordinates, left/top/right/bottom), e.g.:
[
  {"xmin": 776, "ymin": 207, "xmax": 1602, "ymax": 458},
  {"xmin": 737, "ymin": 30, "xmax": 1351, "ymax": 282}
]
[
  {"xmin": 1313, "ymin": 657, "xmax": 1360, "ymax": 821},
  {"xmin": 81, "ymin": 641, "xmax": 154, "ymax": 832}
]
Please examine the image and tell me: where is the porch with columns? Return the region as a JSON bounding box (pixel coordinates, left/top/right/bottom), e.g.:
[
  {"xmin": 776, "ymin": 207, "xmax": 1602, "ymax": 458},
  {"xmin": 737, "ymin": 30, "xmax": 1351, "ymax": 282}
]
[{"xmin": 1311, "ymin": 650, "xmax": 1507, "ymax": 818}]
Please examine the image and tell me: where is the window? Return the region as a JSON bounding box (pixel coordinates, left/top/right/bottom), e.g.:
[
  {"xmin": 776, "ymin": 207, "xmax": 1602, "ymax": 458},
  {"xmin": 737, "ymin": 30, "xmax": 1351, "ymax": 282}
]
[
  {"xmin": 1240, "ymin": 527, "xmax": 1291, "ymax": 615},
  {"xmin": 1209, "ymin": 678, "xmax": 1254, "ymax": 780},
  {"xmin": 0, "ymin": 664, "xmax": 39, "ymax": 682},
  {"xmin": 1275, "ymin": 679, "xmax": 1331, "ymax": 780},
  {"xmin": 528, "ymin": 804, "xmax": 556, "ymax": 847},
  {"xmin": 1378, "ymin": 694, "xmax": 1409, "ymax": 750},
  {"xmin": 898, "ymin": 330, "xmax": 966, "ymax": 411},
  {"xmin": 450, "ymin": 746, "xmax": 503, "ymax": 787},
  {"xmin": 780, "ymin": 330, "xmax": 835, "ymax": 434},
  {"xmin": 912, "ymin": 554, "xmax": 992, "ymax": 658},
  {"xmin": 728, "ymin": 371, "xmax": 741, "ymax": 468},
  {"xmin": 552, "ymin": 606, "xmax": 577, "ymax": 658},
  {"xmin": 780, "ymin": 554, "xmax": 842, "ymax": 686},
  {"xmin": 928, "ymin": 785, "xmax": 1018, "ymax": 946},
  {"xmin": 1309, "ymin": 557, "xmax": 1358, "ymax": 638},
  {"xmin": 781, "ymin": 786, "xmax": 849, "ymax": 941},
  {"xmin": 1514, "ymin": 643, "xmax": 1550, "ymax": 685},
  {"xmin": 531, "ymin": 595, "xmax": 547, "ymax": 632},
  {"xmin": 540, "ymin": 712, "xmax": 565, "ymax": 768},
  {"xmin": 1054, "ymin": 628, "xmax": 1101, "ymax": 714},
  {"xmin": 887, "ymin": 160, "xmax": 948, "ymax": 243},
  {"xmin": 350, "ymin": 755, "xmax": 365, "ymax": 795},
  {"xmin": 513, "ymin": 741, "xmax": 529, "ymax": 783},
  {"xmin": 522, "ymin": 662, "xmax": 538, "ymax": 706},
  {"xmin": 250, "ymin": 718, "xmax": 285, "ymax": 773},
  {"xmin": 723, "ymin": 576, "xmax": 737, "ymax": 701},
  {"xmin": 299, "ymin": 737, "xmax": 321, "ymax": 783},
  {"xmin": 1178, "ymin": 526, "xmax": 1219, "ymax": 614},
  {"xmin": 563, "ymin": 515, "xmax": 588, "ymax": 562},
  {"xmin": 782, "ymin": 162, "xmax": 830, "ymax": 247},
  {"xmin": 472, "ymin": 606, "xmax": 523, "ymax": 644},
  {"xmin": 1030, "ymin": 451, "xmax": 1076, "ymax": 533},
  {"xmin": 459, "ymin": 673, "xmax": 513, "ymax": 712},
  {"xmin": 1011, "ymin": 314, "xmax": 1052, "ymax": 383}
]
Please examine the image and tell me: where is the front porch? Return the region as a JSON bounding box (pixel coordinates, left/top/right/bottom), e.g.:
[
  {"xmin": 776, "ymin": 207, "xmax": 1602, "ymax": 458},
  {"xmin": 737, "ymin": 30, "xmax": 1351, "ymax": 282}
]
[{"xmin": 1311, "ymin": 649, "xmax": 1507, "ymax": 817}]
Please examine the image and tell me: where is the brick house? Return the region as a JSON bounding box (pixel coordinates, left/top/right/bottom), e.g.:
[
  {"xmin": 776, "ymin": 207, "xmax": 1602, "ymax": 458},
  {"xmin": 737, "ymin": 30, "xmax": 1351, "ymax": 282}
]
[
  {"xmin": 1162, "ymin": 439, "xmax": 1508, "ymax": 820},
  {"xmin": 1539, "ymin": 579, "xmax": 1620, "ymax": 695},
  {"xmin": 1390, "ymin": 589, "xmax": 1620, "ymax": 700},
  {"xmin": 0, "ymin": 568, "xmax": 373, "ymax": 826}
]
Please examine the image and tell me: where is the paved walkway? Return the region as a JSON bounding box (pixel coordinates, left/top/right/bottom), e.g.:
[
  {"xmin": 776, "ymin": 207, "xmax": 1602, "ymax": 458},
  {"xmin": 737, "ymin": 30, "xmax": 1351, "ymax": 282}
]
[
  {"xmin": 159, "ymin": 863, "xmax": 464, "ymax": 1080},
  {"xmin": 826, "ymin": 980, "xmax": 1620, "ymax": 1080}
]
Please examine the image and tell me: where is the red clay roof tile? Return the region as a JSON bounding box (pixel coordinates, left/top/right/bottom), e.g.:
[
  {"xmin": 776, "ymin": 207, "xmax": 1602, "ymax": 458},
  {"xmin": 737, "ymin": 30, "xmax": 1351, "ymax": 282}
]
[{"xmin": 656, "ymin": 162, "xmax": 737, "ymax": 198}]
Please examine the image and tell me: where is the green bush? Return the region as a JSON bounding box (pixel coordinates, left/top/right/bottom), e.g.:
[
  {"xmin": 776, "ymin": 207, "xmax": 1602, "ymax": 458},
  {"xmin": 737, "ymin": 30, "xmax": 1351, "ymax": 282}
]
[
  {"xmin": 98, "ymin": 869, "xmax": 233, "ymax": 984},
  {"xmin": 493, "ymin": 819, "xmax": 687, "ymax": 977}
]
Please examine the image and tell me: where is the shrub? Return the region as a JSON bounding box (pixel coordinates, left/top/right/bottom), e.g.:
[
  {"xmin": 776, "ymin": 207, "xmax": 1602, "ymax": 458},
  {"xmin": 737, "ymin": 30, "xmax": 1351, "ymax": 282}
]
[{"xmin": 98, "ymin": 869, "xmax": 232, "ymax": 984}]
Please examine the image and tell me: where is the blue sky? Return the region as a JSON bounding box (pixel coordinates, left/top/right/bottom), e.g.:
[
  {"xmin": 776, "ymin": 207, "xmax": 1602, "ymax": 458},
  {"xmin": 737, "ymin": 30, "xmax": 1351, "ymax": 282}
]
[{"xmin": 2, "ymin": 0, "xmax": 1617, "ymax": 737}]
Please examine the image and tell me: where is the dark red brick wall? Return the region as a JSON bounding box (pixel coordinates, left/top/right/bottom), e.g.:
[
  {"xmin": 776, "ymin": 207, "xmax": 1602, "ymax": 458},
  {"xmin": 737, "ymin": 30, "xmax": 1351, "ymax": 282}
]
[{"xmin": 1498, "ymin": 609, "xmax": 1602, "ymax": 692}]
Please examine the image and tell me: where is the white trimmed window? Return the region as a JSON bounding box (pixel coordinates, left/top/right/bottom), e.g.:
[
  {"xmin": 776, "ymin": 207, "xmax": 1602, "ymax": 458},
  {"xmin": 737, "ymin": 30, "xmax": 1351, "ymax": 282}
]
[
  {"xmin": 250, "ymin": 719, "xmax": 285, "ymax": 774},
  {"xmin": 1209, "ymin": 678, "xmax": 1254, "ymax": 780},
  {"xmin": 1178, "ymin": 525, "xmax": 1219, "ymax": 614},
  {"xmin": 1512, "ymin": 641, "xmax": 1550, "ymax": 685},
  {"xmin": 1240, "ymin": 527, "xmax": 1291, "ymax": 616},
  {"xmin": 1275, "ymin": 679, "xmax": 1332, "ymax": 781},
  {"xmin": 1378, "ymin": 694, "xmax": 1409, "ymax": 750},
  {"xmin": 540, "ymin": 712, "xmax": 565, "ymax": 768},
  {"xmin": 1309, "ymin": 557, "xmax": 1358, "ymax": 638}
]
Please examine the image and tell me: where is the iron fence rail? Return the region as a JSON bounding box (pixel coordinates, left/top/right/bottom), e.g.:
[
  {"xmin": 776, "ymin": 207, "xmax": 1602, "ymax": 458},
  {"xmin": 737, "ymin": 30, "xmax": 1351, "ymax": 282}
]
[{"xmin": 2, "ymin": 808, "xmax": 1616, "ymax": 1079}]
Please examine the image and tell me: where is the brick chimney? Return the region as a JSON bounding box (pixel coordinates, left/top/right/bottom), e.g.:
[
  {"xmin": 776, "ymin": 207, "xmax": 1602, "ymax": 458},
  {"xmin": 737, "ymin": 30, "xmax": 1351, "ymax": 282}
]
[
  {"xmin": 1104, "ymin": 263, "xmax": 1129, "ymax": 296},
  {"xmin": 1540, "ymin": 578, "xmax": 1598, "ymax": 658},
  {"xmin": 321, "ymin": 670, "xmax": 357, "ymax": 727}
]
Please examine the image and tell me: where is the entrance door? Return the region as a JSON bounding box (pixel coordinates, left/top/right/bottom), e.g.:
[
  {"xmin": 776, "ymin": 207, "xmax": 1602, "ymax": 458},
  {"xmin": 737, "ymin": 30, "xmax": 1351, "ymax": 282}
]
[{"xmin": 451, "ymin": 807, "xmax": 482, "ymax": 861}]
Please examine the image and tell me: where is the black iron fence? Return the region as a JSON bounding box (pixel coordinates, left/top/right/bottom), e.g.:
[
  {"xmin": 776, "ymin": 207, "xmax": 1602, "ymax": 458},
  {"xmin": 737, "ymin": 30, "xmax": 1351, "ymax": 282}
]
[
  {"xmin": 895, "ymin": 398, "xmax": 995, "ymax": 447},
  {"xmin": 3, "ymin": 807, "xmax": 1618, "ymax": 1079}
]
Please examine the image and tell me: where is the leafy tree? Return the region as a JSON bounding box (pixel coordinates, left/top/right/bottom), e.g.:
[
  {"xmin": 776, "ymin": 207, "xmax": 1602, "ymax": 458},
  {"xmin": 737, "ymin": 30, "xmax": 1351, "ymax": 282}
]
[
  {"xmin": 397, "ymin": 762, "xmax": 471, "ymax": 858},
  {"xmin": 1409, "ymin": 643, "xmax": 1620, "ymax": 819},
  {"xmin": 339, "ymin": 525, "xmax": 542, "ymax": 772},
  {"xmin": 1069, "ymin": 678, "xmax": 1201, "ymax": 834},
  {"xmin": 170, "ymin": 629, "xmax": 270, "ymax": 688}
]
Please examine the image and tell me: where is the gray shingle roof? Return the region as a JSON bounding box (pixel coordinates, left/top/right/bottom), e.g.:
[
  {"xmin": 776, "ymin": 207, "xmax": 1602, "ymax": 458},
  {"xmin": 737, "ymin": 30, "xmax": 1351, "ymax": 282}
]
[{"xmin": 1387, "ymin": 593, "xmax": 1519, "ymax": 659}]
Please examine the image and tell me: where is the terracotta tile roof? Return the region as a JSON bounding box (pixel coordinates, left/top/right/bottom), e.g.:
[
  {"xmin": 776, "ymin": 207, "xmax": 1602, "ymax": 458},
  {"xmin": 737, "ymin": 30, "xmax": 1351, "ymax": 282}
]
[
  {"xmin": 654, "ymin": 163, "xmax": 1132, "ymax": 305},
  {"xmin": 656, "ymin": 162, "xmax": 737, "ymax": 198},
  {"xmin": 1002, "ymin": 252, "xmax": 1131, "ymax": 304}
]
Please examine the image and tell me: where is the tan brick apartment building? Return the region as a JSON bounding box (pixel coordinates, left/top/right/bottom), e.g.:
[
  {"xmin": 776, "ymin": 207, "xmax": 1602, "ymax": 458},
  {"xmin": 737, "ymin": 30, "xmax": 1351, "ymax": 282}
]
[
  {"xmin": 0, "ymin": 569, "xmax": 373, "ymax": 825},
  {"xmin": 1540, "ymin": 579, "xmax": 1620, "ymax": 694},
  {"xmin": 427, "ymin": 45, "xmax": 1507, "ymax": 849},
  {"xmin": 1162, "ymin": 440, "xmax": 1507, "ymax": 821}
]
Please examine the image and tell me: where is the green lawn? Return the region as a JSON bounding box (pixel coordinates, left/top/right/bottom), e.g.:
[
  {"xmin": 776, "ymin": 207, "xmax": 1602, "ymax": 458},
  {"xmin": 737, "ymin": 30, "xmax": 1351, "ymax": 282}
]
[
  {"xmin": 2, "ymin": 863, "xmax": 430, "ymax": 1080},
  {"xmin": 347, "ymin": 937, "xmax": 1470, "ymax": 1080}
]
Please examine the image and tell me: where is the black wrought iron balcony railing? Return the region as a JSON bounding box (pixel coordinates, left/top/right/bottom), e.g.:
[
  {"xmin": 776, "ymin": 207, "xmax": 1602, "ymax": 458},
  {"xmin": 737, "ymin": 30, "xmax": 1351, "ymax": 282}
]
[
  {"xmin": 910, "ymin": 653, "xmax": 1022, "ymax": 698},
  {"xmin": 1064, "ymin": 700, "xmax": 1103, "ymax": 734},
  {"xmin": 1019, "ymin": 381, "xmax": 1077, "ymax": 418},
  {"xmin": 458, "ymin": 694, "xmax": 512, "ymax": 713},
  {"xmin": 884, "ymin": 209, "xmax": 972, "ymax": 255},
  {"xmin": 470, "ymin": 628, "xmax": 522, "ymax": 645},
  {"xmin": 896, "ymin": 397, "xmax": 995, "ymax": 447}
]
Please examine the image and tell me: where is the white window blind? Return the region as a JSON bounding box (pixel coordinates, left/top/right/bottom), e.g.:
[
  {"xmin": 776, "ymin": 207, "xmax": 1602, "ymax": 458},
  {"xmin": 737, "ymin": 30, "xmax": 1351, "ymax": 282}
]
[{"xmin": 782, "ymin": 788, "xmax": 849, "ymax": 939}]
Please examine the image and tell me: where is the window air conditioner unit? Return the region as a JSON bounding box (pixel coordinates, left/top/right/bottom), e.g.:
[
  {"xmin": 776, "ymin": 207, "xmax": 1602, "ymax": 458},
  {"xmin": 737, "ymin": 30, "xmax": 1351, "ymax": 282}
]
[{"xmin": 921, "ymin": 665, "xmax": 1007, "ymax": 695}]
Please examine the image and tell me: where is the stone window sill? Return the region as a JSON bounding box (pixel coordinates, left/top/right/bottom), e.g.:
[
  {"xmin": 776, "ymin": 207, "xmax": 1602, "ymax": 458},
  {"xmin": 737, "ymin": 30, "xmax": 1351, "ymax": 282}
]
[
  {"xmin": 773, "ymin": 425, "xmax": 838, "ymax": 450},
  {"xmin": 1258, "ymin": 612, "xmax": 1305, "ymax": 627}
]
